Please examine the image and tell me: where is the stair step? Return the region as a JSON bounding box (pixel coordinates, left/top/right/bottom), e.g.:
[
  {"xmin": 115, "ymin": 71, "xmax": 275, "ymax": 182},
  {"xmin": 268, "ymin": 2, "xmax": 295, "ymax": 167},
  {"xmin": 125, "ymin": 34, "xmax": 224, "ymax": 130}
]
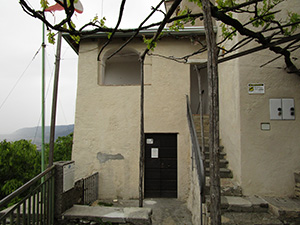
[
  {"xmin": 205, "ymin": 168, "xmax": 233, "ymax": 178},
  {"xmin": 62, "ymin": 205, "xmax": 152, "ymax": 225},
  {"xmin": 206, "ymin": 196, "xmax": 269, "ymax": 213},
  {"xmin": 205, "ymin": 159, "xmax": 228, "ymax": 168},
  {"xmin": 222, "ymin": 212, "xmax": 283, "ymax": 225},
  {"xmin": 204, "ymin": 151, "xmax": 226, "ymax": 160},
  {"xmin": 205, "ymin": 178, "xmax": 243, "ymax": 196},
  {"xmin": 204, "ymin": 146, "xmax": 225, "ymax": 151},
  {"xmin": 262, "ymin": 197, "xmax": 300, "ymax": 224}
]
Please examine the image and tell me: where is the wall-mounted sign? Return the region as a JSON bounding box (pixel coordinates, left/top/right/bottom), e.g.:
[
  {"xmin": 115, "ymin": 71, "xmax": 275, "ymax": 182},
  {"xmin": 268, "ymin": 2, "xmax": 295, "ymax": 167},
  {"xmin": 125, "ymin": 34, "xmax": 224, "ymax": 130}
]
[
  {"xmin": 63, "ymin": 162, "xmax": 75, "ymax": 192},
  {"xmin": 248, "ymin": 83, "xmax": 265, "ymax": 94},
  {"xmin": 261, "ymin": 123, "xmax": 270, "ymax": 131},
  {"xmin": 146, "ymin": 138, "xmax": 154, "ymax": 144},
  {"xmin": 151, "ymin": 148, "xmax": 159, "ymax": 158}
]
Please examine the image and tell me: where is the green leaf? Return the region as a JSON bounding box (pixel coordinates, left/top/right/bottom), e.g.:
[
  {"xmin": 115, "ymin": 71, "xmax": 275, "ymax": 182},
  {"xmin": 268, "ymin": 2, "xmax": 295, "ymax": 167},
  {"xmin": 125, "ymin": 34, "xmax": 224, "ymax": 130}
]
[
  {"xmin": 143, "ymin": 36, "xmax": 157, "ymax": 51},
  {"xmin": 40, "ymin": 0, "xmax": 49, "ymax": 9},
  {"xmin": 70, "ymin": 35, "xmax": 81, "ymax": 44},
  {"xmin": 47, "ymin": 31, "xmax": 56, "ymax": 44}
]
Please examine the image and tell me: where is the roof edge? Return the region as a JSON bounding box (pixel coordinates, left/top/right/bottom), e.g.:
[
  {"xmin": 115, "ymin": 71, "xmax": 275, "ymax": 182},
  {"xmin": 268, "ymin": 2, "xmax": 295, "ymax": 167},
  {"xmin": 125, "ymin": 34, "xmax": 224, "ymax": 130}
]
[{"xmin": 63, "ymin": 26, "xmax": 215, "ymax": 55}]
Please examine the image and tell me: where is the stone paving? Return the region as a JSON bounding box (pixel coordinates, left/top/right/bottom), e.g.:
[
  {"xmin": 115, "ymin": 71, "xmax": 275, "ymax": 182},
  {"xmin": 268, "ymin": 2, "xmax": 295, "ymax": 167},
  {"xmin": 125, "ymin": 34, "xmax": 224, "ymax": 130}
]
[
  {"xmin": 222, "ymin": 212, "xmax": 283, "ymax": 225},
  {"xmin": 263, "ymin": 197, "xmax": 300, "ymax": 224},
  {"xmin": 62, "ymin": 204, "xmax": 152, "ymax": 224},
  {"xmin": 60, "ymin": 196, "xmax": 300, "ymax": 224},
  {"xmin": 104, "ymin": 198, "xmax": 193, "ymax": 225}
]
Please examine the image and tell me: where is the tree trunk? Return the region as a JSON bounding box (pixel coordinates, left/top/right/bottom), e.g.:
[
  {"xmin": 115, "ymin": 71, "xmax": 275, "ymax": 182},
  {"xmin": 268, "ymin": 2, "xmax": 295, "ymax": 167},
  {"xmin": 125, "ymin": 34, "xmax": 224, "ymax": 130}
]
[
  {"xmin": 201, "ymin": 0, "xmax": 221, "ymax": 224},
  {"xmin": 139, "ymin": 57, "xmax": 145, "ymax": 207}
]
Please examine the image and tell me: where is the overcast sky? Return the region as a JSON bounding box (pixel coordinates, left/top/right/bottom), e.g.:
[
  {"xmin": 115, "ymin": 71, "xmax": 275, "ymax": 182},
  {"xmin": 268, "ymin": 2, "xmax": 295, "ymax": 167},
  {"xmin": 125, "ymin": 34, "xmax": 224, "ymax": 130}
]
[{"xmin": 0, "ymin": 0, "xmax": 164, "ymax": 134}]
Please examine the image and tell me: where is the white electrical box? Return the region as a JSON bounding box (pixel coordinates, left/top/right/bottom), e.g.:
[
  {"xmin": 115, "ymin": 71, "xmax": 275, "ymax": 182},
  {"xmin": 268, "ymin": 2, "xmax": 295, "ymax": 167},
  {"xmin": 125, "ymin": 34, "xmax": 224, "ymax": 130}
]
[
  {"xmin": 269, "ymin": 99, "xmax": 282, "ymax": 120},
  {"xmin": 282, "ymin": 98, "xmax": 295, "ymax": 120},
  {"xmin": 63, "ymin": 162, "xmax": 75, "ymax": 192},
  {"xmin": 269, "ymin": 98, "xmax": 295, "ymax": 120}
]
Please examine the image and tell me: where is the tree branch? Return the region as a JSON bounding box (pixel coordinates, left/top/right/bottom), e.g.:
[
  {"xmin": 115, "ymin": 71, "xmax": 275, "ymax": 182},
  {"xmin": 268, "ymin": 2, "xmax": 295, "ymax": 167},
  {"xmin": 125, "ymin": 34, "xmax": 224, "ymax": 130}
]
[
  {"xmin": 97, "ymin": 0, "xmax": 127, "ymax": 61},
  {"xmin": 106, "ymin": 0, "xmax": 166, "ymax": 60},
  {"xmin": 140, "ymin": 0, "xmax": 183, "ymax": 61}
]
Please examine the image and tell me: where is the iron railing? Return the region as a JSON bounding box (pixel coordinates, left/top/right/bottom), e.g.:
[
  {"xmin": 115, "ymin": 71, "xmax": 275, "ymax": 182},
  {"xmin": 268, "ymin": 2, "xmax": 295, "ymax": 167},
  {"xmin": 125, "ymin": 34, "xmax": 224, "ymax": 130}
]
[
  {"xmin": 0, "ymin": 165, "xmax": 55, "ymax": 225},
  {"xmin": 186, "ymin": 95, "xmax": 205, "ymax": 197},
  {"xmin": 83, "ymin": 172, "xmax": 99, "ymax": 205}
]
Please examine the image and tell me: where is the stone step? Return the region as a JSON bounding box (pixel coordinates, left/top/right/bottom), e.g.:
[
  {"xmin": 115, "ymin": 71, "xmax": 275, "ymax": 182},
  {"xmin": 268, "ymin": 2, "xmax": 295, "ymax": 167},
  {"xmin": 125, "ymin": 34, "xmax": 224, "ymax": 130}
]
[
  {"xmin": 197, "ymin": 136, "xmax": 209, "ymax": 144},
  {"xmin": 61, "ymin": 205, "xmax": 152, "ymax": 225},
  {"xmin": 196, "ymin": 130, "xmax": 209, "ymax": 139},
  {"xmin": 204, "ymin": 150, "xmax": 226, "ymax": 160},
  {"xmin": 205, "ymin": 178, "xmax": 243, "ymax": 197},
  {"xmin": 206, "ymin": 196, "xmax": 269, "ymax": 213},
  {"xmin": 205, "ymin": 168, "xmax": 233, "ymax": 178},
  {"xmin": 222, "ymin": 212, "xmax": 283, "ymax": 225},
  {"xmin": 205, "ymin": 159, "xmax": 228, "ymax": 168},
  {"xmin": 262, "ymin": 197, "xmax": 300, "ymax": 224}
]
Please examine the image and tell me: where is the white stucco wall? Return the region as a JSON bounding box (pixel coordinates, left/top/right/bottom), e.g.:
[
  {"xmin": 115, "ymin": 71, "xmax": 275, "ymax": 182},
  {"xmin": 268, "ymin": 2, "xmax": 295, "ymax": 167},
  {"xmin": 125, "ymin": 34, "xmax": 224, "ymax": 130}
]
[
  {"xmin": 219, "ymin": 0, "xmax": 300, "ymax": 196},
  {"xmin": 219, "ymin": 57, "xmax": 242, "ymax": 185},
  {"xmin": 239, "ymin": 47, "xmax": 300, "ymax": 196},
  {"xmin": 72, "ymin": 36, "xmax": 206, "ymax": 200}
]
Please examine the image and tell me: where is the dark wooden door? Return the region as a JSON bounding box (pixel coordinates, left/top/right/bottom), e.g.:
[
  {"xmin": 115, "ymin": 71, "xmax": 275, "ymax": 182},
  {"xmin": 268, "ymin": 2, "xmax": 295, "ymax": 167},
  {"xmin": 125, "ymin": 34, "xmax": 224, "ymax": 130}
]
[{"xmin": 144, "ymin": 133, "xmax": 177, "ymax": 198}]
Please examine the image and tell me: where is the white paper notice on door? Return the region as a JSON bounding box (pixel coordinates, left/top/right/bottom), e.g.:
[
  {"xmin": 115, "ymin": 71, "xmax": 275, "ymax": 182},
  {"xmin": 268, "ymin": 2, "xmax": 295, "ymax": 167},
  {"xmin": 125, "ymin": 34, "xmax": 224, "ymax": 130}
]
[
  {"xmin": 151, "ymin": 148, "xmax": 159, "ymax": 158},
  {"xmin": 146, "ymin": 138, "xmax": 154, "ymax": 144}
]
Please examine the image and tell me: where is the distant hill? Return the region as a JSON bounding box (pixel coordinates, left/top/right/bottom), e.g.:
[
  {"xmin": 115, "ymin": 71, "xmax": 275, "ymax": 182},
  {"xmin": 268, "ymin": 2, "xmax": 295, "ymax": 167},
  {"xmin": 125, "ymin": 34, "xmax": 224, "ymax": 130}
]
[{"xmin": 0, "ymin": 125, "xmax": 74, "ymax": 149}]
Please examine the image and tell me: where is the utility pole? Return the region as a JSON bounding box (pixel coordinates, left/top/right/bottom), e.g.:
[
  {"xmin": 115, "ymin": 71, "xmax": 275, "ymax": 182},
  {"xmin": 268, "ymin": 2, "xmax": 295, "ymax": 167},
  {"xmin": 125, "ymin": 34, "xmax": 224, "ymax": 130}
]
[
  {"xmin": 41, "ymin": 22, "xmax": 46, "ymax": 174},
  {"xmin": 49, "ymin": 32, "xmax": 62, "ymax": 167}
]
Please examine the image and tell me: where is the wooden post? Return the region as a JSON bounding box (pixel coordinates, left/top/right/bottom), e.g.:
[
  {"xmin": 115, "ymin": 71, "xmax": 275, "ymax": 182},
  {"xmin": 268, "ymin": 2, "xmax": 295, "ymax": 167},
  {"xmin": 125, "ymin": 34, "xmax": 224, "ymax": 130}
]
[
  {"xmin": 201, "ymin": 0, "xmax": 221, "ymax": 224},
  {"xmin": 49, "ymin": 32, "xmax": 62, "ymax": 167}
]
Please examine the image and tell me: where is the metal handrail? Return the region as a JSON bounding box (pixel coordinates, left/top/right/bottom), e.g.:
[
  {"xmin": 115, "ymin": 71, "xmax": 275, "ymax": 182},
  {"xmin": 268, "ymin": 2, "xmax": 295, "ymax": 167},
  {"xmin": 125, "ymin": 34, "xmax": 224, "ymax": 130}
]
[
  {"xmin": 0, "ymin": 165, "xmax": 55, "ymax": 225},
  {"xmin": 186, "ymin": 95, "xmax": 205, "ymax": 196},
  {"xmin": 0, "ymin": 165, "xmax": 55, "ymax": 209}
]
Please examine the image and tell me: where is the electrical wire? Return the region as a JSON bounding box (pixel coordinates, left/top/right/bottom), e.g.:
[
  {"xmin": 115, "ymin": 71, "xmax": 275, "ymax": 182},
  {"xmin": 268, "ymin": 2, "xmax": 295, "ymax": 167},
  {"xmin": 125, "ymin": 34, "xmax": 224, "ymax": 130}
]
[{"xmin": 0, "ymin": 46, "xmax": 42, "ymax": 112}]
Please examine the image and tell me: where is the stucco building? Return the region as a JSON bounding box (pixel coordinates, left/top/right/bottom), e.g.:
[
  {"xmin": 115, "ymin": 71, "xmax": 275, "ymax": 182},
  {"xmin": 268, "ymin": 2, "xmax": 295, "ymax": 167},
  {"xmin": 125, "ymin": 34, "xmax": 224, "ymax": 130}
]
[
  {"xmin": 64, "ymin": 26, "xmax": 209, "ymax": 200},
  {"xmin": 64, "ymin": 0, "xmax": 300, "ymax": 213}
]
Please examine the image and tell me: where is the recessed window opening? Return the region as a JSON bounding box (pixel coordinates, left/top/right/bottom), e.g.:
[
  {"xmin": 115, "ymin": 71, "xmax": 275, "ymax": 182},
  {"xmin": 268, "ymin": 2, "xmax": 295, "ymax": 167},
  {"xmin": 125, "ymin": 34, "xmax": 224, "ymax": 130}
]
[{"xmin": 103, "ymin": 49, "xmax": 141, "ymax": 85}]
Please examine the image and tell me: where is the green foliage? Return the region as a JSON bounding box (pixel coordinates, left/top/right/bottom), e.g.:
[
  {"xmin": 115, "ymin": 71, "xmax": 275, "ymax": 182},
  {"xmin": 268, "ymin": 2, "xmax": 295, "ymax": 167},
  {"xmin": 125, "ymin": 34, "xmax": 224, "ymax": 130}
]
[
  {"xmin": 45, "ymin": 133, "xmax": 73, "ymax": 164},
  {"xmin": 284, "ymin": 12, "xmax": 300, "ymax": 35},
  {"xmin": 47, "ymin": 30, "xmax": 56, "ymax": 44},
  {"xmin": 40, "ymin": 0, "xmax": 49, "ymax": 9},
  {"xmin": 143, "ymin": 36, "xmax": 157, "ymax": 51},
  {"xmin": 216, "ymin": 0, "xmax": 236, "ymax": 8},
  {"xmin": 0, "ymin": 132, "xmax": 73, "ymax": 203},
  {"xmin": 169, "ymin": 8, "xmax": 196, "ymax": 31},
  {"xmin": 248, "ymin": 0, "xmax": 282, "ymax": 28},
  {"xmin": 188, "ymin": 0, "xmax": 202, "ymax": 7},
  {"xmin": 70, "ymin": 34, "xmax": 81, "ymax": 44},
  {"xmin": 0, "ymin": 140, "xmax": 41, "ymax": 200},
  {"xmin": 213, "ymin": 0, "xmax": 300, "ymax": 40}
]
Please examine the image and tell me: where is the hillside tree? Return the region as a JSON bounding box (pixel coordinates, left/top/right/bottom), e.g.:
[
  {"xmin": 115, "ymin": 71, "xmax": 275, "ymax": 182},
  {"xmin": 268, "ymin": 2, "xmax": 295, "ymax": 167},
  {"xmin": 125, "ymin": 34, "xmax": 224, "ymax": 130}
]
[{"xmin": 0, "ymin": 140, "xmax": 40, "ymax": 200}]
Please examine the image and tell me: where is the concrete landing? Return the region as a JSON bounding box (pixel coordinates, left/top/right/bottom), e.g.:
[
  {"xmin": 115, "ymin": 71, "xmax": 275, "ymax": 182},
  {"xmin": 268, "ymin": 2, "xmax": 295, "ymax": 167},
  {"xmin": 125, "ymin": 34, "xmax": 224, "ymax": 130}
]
[
  {"xmin": 62, "ymin": 204, "xmax": 152, "ymax": 225},
  {"xmin": 262, "ymin": 197, "xmax": 300, "ymax": 224},
  {"xmin": 222, "ymin": 212, "xmax": 283, "ymax": 225},
  {"xmin": 206, "ymin": 195, "xmax": 269, "ymax": 213},
  {"xmin": 95, "ymin": 198, "xmax": 193, "ymax": 225}
]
